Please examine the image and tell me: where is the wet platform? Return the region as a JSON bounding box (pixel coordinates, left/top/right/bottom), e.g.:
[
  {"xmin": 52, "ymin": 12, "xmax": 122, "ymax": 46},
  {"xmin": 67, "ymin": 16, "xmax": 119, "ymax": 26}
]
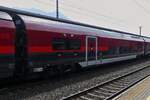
[{"xmin": 113, "ymin": 75, "xmax": 150, "ymax": 100}]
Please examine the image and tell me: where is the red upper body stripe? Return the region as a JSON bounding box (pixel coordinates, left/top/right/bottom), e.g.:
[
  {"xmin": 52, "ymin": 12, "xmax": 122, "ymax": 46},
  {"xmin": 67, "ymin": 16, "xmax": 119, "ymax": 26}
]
[{"xmin": 0, "ymin": 46, "xmax": 15, "ymax": 54}]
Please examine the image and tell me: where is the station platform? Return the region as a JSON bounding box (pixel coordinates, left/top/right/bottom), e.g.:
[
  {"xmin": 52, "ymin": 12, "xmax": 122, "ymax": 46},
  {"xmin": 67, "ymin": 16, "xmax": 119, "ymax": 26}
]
[{"xmin": 113, "ymin": 75, "xmax": 150, "ymax": 100}]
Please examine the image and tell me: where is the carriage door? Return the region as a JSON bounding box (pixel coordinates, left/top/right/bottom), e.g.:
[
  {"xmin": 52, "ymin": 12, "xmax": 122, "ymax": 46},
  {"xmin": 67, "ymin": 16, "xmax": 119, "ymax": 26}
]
[{"xmin": 86, "ymin": 36, "xmax": 98, "ymax": 65}]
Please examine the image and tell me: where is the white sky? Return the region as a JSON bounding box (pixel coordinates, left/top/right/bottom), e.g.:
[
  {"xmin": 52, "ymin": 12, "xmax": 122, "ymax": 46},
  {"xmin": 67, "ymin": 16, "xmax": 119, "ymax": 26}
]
[{"xmin": 0, "ymin": 0, "xmax": 150, "ymax": 36}]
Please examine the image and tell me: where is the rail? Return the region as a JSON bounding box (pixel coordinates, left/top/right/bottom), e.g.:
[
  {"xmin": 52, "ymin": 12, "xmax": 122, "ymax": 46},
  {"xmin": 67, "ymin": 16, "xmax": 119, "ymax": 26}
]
[{"xmin": 62, "ymin": 65, "xmax": 150, "ymax": 100}]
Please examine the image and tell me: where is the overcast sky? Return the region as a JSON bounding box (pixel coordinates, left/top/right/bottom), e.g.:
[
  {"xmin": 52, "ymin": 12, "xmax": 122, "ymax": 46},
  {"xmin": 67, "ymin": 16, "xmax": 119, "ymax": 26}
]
[{"xmin": 0, "ymin": 0, "xmax": 150, "ymax": 36}]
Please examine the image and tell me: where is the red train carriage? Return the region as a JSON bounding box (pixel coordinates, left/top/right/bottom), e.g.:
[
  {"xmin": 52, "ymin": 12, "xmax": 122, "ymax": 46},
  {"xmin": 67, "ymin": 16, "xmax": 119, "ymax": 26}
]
[
  {"xmin": 18, "ymin": 14, "xmax": 144, "ymax": 72},
  {"xmin": 0, "ymin": 7, "xmax": 147, "ymax": 78}
]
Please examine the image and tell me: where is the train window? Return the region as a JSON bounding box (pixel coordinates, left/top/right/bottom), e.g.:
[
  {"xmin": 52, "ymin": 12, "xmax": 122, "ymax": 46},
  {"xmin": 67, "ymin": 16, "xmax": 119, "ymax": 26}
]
[
  {"xmin": 119, "ymin": 46, "xmax": 131, "ymax": 54},
  {"xmin": 89, "ymin": 38, "xmax": 95, "ymax": 47},
  {"xmin": 102, "ymin": 47, "xmax": 118, "ymax": 57},
  {"xmin": 119, "ymin": 47, "xmax": 126, "ymax": 54},
  {"xmin": 52, "ymin": 39, "xmax": 81, "ymax": 50},
  {"xmin": 68, "ymin": 40, "xmax": 81, "ymax": 50},
  {"xmin": 52, "ymin": 39, "xmax": 66, "ymax": 50}
]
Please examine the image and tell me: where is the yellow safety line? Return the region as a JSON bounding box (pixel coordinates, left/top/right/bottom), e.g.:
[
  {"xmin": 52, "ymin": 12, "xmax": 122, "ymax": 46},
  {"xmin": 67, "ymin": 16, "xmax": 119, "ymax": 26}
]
[{"xmin": 147, "ymin": 96, "xmax": 150, "ymax": 100}]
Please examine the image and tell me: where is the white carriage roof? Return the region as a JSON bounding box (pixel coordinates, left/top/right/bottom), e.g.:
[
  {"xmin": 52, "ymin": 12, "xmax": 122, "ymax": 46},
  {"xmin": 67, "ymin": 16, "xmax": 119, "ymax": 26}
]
[{"xmin": 21, "ymin": 14, "xmax": 144, "ymax": 42}]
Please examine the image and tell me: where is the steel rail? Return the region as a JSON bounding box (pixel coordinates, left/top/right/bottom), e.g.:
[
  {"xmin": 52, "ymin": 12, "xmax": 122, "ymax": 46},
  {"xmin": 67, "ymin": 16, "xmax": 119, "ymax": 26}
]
[{"xmin": 61, "ymin": 65, "xmax": 150, "ymax": 100}]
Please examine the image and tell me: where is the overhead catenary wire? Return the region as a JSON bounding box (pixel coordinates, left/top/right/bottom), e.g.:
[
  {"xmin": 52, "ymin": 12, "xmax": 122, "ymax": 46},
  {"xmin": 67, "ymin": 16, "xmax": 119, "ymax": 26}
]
[
  {"xmin": 13, "ymin": 0, "xmax": 117, "ymax": 24},
  {"xmin": 33, "ymin": 0, "xmax": 139, "ymax": 27},
  {"xmin": 57, "ymin": 6, "xmax": 124, "ymax": 26},
  {"xmin": 133, "ymin": 0, "xmax": 150, "ymax": 15},
  {"xmin": 26, "ymin": 0, "xmax": 150, "ymax": 36},
  {"xmin": 11, "ymin": 0, "xmax": 137, "ymax": 31},
  {"xmin": 33, "ymin": 0, "xmax": 124, "ymax": 21},
  {"xmin": 59, "ymin": 1, "xmax": 124, "ymax": 22}
]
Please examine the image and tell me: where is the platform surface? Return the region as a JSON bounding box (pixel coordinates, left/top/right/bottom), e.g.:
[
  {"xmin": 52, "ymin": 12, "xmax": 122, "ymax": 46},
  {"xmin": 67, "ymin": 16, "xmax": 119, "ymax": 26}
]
[{"xmin": 113, "ymin": 75, "xmax": 150, "ymax": 100}]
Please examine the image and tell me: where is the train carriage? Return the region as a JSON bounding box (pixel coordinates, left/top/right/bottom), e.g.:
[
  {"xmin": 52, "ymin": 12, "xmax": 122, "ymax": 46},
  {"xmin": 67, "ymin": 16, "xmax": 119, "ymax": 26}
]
[
  {"xmin": 0, "ymin": 7, "xmax": 148, "ymax": 78},
  {"xmin": 18, "ymin": 14, "xmax": 145, "ymax": 71}
]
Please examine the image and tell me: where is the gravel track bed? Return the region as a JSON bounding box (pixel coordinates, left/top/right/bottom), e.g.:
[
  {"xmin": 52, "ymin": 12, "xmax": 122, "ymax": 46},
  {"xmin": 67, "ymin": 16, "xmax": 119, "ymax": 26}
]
[{"xmin": 0, "ymin": 58, "xmax": 150, "ymax": 100}]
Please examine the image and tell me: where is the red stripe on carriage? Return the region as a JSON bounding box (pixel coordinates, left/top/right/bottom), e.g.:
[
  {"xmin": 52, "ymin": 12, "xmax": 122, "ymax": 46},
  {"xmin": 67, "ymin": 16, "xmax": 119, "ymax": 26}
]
[{"xmin": 0, "ymin": 46, "xmax": 15, "ymax": 54}]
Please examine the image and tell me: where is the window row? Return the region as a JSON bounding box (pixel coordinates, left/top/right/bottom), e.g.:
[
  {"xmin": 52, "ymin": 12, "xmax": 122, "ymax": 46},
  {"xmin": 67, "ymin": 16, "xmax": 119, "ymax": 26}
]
[{"xmin": 102, "ymin": 46, "xmax": 143, "ymax": 56}]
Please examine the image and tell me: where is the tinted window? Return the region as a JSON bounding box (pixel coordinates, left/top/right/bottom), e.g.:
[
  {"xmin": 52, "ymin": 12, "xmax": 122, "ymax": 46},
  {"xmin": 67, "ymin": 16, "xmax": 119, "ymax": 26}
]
[
  {"xmin": 119, "ymin": 46, "xmax": 133, "ymax": 54},
  {"xmin": 52, "ymin": 39, "xmax": 81, "ymax": 50},
  {"xmin": 102, "ymin": 47, "xmax": 118, "ymax": 56},
  {"xmin": 52, "ymin": 39, "xmax": 66, "ymax": 50}
]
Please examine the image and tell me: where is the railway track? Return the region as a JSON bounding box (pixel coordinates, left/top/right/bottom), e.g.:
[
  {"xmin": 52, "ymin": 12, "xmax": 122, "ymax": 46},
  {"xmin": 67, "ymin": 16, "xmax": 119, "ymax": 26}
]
[{"xmin": 62, "ymin": 65, "xmax": 150, "ymax": 100}]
